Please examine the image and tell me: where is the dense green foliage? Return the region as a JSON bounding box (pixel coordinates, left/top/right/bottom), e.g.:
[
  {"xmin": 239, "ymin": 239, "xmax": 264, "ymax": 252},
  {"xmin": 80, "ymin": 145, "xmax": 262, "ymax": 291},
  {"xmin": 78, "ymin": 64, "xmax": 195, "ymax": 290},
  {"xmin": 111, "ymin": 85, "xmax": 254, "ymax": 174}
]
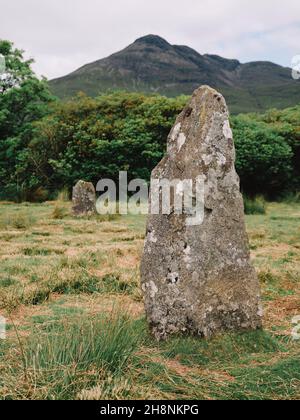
[
  {"xmin": 0, "ymin": 41, "xmax": 299, "ymax": 201},
  {"xmin": 232, "ymin": 114, "xmax": 295, "ymax": 196},
  {"xmin": 21, "ymin": 92, "xmax": 187, "ymax": 197},
  {"xmin": 232, "ymin": 106, "xmax": 300, "ymax": 196},
  {"xmin": 0, "ymin": 40, "xmax": 53, "ymax": 201},
  {"xmin": 21, "ymin": 93, "xmax": 299, "ymax": 200},
  {"xmin": 243, "ymin": 196, "xmax": 267, "ymax": 215}
]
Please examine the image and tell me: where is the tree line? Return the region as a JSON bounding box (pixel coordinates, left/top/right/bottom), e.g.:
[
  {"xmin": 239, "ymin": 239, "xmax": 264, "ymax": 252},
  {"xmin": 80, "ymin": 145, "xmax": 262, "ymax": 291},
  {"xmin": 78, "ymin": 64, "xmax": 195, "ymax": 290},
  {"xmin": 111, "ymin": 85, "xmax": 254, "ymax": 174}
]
[{"xmin": 0, "ymin": 40, "xmax": 299, "ymax": 201}]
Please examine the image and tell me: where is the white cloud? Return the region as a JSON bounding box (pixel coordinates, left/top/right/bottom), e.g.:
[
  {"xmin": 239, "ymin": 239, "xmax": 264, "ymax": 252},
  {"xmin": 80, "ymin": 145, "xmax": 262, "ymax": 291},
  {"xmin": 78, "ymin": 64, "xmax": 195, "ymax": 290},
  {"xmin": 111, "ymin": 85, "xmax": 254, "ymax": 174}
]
[{"xmin": 1, "ymin": 0, "xmax": 299, "ymax": 78}]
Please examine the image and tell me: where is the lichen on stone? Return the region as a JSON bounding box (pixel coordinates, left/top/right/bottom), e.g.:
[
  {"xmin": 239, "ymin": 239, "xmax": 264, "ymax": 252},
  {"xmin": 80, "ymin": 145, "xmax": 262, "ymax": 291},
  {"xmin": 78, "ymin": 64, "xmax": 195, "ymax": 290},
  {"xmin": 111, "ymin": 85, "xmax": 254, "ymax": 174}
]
[{"xmin": 140, "ymin": 85, "xmax": 262, "ymax": 341}]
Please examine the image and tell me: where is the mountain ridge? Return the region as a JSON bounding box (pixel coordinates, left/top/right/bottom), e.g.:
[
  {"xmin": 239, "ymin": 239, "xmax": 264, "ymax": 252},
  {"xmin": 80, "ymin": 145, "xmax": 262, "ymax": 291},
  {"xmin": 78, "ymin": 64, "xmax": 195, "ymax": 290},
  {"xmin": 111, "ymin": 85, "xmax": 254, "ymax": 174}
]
[{"xmin": 49, "ymin": 34, "xmax": 300, "ymax": 114}]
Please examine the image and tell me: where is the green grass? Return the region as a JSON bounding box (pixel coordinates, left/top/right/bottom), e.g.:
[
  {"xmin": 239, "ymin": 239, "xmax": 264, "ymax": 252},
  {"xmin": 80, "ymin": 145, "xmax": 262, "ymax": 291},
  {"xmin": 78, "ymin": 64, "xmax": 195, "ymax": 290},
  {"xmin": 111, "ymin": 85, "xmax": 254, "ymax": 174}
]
[
  {"xmin": 159, "ymin": 330, "xmax": 284, "ymax": 367},
  {"xmin": 218, "ymin": 356, "xmax": 300, "ymax": 400},
  {"xmin": 0, "ymin": 201, "xmax": 299, "ymax": 400},
  {"xmin": 132, "ymin": 330, "xmax": 299, "ymax": 400},
  {"xmin": 0, "ymin": 312, "xmax": 145, "ymax": 400}
]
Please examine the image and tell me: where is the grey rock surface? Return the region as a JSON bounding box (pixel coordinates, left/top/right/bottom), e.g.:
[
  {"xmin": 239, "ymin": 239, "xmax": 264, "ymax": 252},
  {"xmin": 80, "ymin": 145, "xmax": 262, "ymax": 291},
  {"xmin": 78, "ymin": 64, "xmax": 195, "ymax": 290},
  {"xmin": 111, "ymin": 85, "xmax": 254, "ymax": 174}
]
[
  {"xmin": 140, "ymin": 85, "xmax": 262, "ymax": 341},
  {"xmin": 72, "ymin": 180, "xmax": 96, "ymax": 217}
]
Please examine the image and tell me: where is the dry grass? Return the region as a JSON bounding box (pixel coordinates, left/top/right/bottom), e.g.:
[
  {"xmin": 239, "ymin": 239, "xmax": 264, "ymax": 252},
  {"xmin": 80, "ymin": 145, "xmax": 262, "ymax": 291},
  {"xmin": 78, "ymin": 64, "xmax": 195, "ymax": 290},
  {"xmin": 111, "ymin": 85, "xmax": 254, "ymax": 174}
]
[{"xmin": 0, "ymin": 201, "xmax": 299, "ymax": 400}]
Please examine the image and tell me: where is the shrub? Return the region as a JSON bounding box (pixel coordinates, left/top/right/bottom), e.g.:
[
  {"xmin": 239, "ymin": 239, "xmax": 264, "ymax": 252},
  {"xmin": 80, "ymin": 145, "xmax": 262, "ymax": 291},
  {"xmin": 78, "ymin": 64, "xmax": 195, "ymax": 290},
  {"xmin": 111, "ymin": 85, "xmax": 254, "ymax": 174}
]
[
  {"xmin": 26, "ymin": 187, "xmax": 49, "ymax": 203},
  {"xmin": 280, "ymin": 192, "xmax": 300, "ymax": 204},
  {"xmin": 244, "ymin": 196, "xmax": 267, "ymax": 215},
  {"xmin": 232, "ymin": 116, "xmax": 293, "ymax": 197},
  {"xmin": 2, "ymin": 81, "xmax": 300, "ymax": 201}
]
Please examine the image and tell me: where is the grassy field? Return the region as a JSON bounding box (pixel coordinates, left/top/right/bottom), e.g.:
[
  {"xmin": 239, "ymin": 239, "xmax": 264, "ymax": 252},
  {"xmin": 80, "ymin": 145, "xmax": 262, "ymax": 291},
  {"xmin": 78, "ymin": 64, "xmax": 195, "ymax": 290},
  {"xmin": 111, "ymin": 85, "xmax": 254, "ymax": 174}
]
[{"xmin": 0, "ymin": 200, "xmax": 299, "ymax": 400}]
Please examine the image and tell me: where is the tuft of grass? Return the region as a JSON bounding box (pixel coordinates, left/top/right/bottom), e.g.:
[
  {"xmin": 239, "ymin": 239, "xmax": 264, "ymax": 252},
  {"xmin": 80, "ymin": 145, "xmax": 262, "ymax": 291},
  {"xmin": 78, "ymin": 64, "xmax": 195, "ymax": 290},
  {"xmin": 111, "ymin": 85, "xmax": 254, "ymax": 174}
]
[
  {"xmin": 22, "ymin": 247, "xmax": 64, "ymax": 256},
  {"xmin": 0, "ymin": 276, "xmax": 18, "ymax": 288},
  {"xmin": 49, "ymin": 272, "xmax": 101, "ymax": 295},
  {"xmin": 48, "ymin": 270, "xmax": 136, "ymax": 297},
  {"xmin": 244, "ymin": 196, "xmax": 267, "ymax": 215},
  {"xmin": 96, "ymin": 214, "xmax": 121, "ymax": 223},
  {"xmin": 23, "ymin": 287, "xmax": 51, "ymax": 306},
  {"xmin": 259, "ymin": 271, "xmax": 281, "ymax": 285},
  {"xmin": 77, "ymin": 376, "xmax": 132, "ymax": 400},
  {"xmin": 101, "ymin": 273, "xmax": 135, "ymax": 294},
  {"xmin": 56, "ymin": 188, "xmax": 70, "ymax": 202},
  {"xmin": 0, "ymin": 210, "xmax": 36, "ymax": 230},
  {"xmin": 0, "ymin": 313, "xmax": 145, "ymax": 400},
  {"xmin": 31, "ymin": 231, "xmax": 51, "ymax": 237},
  {"xmin": 52, "ymin": 205, "xmax": 68, "ymax": 220}
]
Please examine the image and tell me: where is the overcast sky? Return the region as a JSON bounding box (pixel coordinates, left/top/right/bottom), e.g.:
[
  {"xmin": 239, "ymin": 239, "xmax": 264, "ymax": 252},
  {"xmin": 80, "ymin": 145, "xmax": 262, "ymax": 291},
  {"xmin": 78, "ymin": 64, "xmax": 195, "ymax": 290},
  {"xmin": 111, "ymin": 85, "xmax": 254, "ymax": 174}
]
[{"xmin": 1, "ymin": 0, "xmax": 300, "ymax": 80}]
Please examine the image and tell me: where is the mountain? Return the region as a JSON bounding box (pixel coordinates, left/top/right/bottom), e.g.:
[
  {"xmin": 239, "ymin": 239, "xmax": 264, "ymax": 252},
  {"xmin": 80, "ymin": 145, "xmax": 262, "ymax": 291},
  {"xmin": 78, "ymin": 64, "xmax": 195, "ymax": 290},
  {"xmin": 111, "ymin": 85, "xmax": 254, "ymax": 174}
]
[{"xmin": 49, "ymin": 35, "xmax": 300, "ymax": 114}]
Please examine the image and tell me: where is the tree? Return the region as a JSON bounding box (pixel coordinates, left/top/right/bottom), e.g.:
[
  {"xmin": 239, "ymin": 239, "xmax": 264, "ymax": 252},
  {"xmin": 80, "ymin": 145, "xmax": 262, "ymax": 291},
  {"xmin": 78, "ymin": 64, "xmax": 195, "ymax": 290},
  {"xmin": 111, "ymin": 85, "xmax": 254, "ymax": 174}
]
[
  {"xmin": 24, "ymin": 92, "xmax": 187, "ymax": 194},
  {"xmin": 232, "ymin": 115, "xmax": 293, "ymax": 197},
  {"xmin": 23, "ymin": 92, "xmax": 298, "ymax": 200},
  {"xmin": 0, "ymin": 40, "xmax": 54, "ymax": 200}
]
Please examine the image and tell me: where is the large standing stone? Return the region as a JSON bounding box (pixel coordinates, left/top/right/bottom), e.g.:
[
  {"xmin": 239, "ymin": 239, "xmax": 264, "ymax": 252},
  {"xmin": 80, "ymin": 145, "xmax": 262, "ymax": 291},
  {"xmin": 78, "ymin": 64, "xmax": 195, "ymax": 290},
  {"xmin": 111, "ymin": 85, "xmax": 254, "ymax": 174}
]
[
  {"xmin": 72, "ymin": 180, "xmax": 96, "ymax": 216},
  {"xmin": 141, "ymin": 86, "xmax": 262, "ymax": 341}
]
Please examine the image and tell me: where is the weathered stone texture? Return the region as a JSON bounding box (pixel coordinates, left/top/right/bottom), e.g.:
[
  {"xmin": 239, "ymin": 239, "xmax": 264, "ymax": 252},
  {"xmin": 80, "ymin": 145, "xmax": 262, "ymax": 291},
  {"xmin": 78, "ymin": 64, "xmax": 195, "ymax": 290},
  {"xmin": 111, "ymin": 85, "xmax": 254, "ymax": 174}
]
[
  {"xmin": 141, "ymin": 85, "xmax": 262, "ymax": 341},
  {"xmin": 72, "ymin": 180, "xmax": 96, "ymax": 216}
]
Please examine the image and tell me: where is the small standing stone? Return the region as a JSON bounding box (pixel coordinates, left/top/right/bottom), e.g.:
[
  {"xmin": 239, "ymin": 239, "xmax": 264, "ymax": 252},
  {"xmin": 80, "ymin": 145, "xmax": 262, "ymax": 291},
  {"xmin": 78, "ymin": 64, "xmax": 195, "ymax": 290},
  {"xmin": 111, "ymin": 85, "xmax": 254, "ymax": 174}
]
[
  {"xmin": 72, "ymin": 180, "xmax": 96, "ymax": 217},
  {"xmin": 140, "ymin": 85, "xmax": 262, "ymax": 341}
]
